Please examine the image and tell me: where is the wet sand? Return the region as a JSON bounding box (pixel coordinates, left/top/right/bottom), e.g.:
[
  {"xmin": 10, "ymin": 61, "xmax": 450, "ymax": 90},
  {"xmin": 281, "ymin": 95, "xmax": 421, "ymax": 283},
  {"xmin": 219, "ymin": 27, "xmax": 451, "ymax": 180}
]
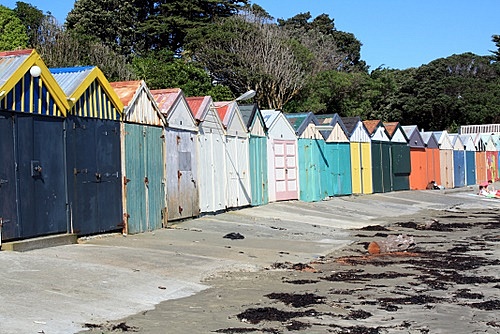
[{"xmin": 81, "ymin": 207, "xmax": 500, "ymax": 333}]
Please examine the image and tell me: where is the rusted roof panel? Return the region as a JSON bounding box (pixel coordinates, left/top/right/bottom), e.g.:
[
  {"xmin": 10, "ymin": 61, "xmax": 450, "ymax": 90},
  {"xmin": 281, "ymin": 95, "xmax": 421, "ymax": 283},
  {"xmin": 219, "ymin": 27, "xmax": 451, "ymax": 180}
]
[
  {"xmin": 214, "ymin": 101, "xmax": 231, "ymax": 126},
  {"xmin": 151, "ymin": 88, "xmax": 182, "ymax": 115},
  {"xmin": 383, "ymin": 122, "xmax": 398, "ymax": 138},
  {"xmin": 186, "ymin": 96, "xmax": 211, "ymax": 121},
  {"xmin": 362, "ymin": 120, "xmax": 381, "ymax": 135},
  {"xmin": 110, "ymin": 80, "xmax": 142, "ymax": 107}
]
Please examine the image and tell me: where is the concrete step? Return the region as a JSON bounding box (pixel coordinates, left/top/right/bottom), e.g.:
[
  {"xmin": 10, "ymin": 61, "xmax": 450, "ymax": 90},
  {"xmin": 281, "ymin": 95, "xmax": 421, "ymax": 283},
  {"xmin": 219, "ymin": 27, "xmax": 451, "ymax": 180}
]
[{"xmin": 1, "ymin": 233, "xmax": 78, "ymax": 252}]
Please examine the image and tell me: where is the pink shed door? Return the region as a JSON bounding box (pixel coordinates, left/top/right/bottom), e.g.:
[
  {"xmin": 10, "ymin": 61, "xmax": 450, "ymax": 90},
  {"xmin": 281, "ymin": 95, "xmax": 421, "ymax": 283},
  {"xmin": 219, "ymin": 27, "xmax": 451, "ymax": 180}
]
[{"xmin": 274, "ymin": 140, "xmax": 298, "ymax": 201}]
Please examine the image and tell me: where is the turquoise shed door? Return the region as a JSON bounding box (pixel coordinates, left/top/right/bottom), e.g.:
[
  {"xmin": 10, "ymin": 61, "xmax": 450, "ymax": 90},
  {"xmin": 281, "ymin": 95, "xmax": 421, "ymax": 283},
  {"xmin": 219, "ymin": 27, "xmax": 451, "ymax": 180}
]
[
  {"xmin": 124, "ymin": 124, "xmax": 165, "ymax": 234},
  {"xmin": 298, "ymin": 139, "xmax": 322, "ymax": 202},
  {"xmin": 465, "ymin": 151, "xmax": 476, "ymax": 186},
  {"xmin": 337, "ymin": 143, "xmax": 352, "ymax": 195},
  {"xmin": 324, "ymin": 143, "xmax": 352, "ymax": 196},
  {"xmin": 249, "ymin": 135, "xmax": 268, "ymax": 206},
  {"xmin": 323, "ymin": 142, "xmax": 336, "ymax": 197}
]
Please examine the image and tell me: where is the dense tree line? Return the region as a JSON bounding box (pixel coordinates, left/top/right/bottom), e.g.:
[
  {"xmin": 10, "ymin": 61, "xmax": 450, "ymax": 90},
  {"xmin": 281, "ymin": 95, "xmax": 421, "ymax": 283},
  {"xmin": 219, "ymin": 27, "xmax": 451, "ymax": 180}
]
[{"xmin": 1, "ymin": 1, "xmax": 500, "ymax": 132}]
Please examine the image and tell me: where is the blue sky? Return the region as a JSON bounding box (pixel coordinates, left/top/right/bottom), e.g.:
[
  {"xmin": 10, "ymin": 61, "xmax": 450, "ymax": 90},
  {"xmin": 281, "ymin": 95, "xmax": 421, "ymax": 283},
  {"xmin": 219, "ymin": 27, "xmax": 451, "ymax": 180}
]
[{"xmin": 2, "ymin": 0, "xmax": 499, "ymax": 70}]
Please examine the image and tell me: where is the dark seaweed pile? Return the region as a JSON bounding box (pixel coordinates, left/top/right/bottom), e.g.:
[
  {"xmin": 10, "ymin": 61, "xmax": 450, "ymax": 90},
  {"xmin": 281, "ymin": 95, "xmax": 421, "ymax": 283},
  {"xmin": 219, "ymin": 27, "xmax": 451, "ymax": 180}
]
[{"xmin": 214, "ymin": 209, "xmax": 499, "ymax": 333}]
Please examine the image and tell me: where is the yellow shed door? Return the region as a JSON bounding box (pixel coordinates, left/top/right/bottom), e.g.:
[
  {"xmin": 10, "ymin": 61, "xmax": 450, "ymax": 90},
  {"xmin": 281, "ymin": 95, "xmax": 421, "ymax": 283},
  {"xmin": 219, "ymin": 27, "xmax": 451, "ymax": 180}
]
[
  {"xmin": 361, "ymin": 142, "xmax": 373, "ymax": 194},
  {"xmin": 350, "ymin": 142, "xmax": 362, "ymax": 194}
]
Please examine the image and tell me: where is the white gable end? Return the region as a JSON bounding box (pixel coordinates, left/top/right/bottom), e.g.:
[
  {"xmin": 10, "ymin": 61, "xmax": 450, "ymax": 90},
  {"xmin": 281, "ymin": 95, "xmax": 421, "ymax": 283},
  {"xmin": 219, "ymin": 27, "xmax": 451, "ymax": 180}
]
[{"xmin": 167, "ymin": 98, "xmax": 198, "ymax": 132}]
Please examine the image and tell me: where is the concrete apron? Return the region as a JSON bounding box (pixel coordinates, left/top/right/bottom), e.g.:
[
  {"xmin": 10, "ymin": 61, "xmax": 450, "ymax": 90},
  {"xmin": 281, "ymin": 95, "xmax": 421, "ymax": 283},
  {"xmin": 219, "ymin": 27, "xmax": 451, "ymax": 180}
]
[{"xmin": 0, "ymin": 188, "xmax": 497, "ymax": 334}]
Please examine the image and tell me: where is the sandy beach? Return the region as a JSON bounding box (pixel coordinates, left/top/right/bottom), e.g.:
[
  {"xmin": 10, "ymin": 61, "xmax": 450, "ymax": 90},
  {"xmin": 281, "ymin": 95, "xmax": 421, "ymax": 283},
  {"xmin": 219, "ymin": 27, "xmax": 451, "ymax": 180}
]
[{"xmin": 77, "ymin": 192, "xmax": 499, "ymax": 333}]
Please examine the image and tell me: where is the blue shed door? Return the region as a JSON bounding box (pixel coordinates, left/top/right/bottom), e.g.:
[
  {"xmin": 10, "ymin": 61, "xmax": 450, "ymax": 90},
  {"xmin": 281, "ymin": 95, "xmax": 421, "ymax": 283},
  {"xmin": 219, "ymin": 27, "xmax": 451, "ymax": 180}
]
[
  {"xmin": 465, "ymin": 151, "xmax": 476, "ymax": 186},
  {"xmin": 453, "ymin": 150, "xmax": 466, "ymax": 188},
  {"xmin": 298, "ymin": 139, "xmax": 322, "ymax": 202},
  {"xmin": 67, "ymin": 117, "xmax": 123, "ymax": 235},
  {"xmin": 0, "ymin": 112, "xmax": 19, "ymax": 240},
  {"xmin": 16, "ymin": 114, "xmax": 67, "ymax": 238}
]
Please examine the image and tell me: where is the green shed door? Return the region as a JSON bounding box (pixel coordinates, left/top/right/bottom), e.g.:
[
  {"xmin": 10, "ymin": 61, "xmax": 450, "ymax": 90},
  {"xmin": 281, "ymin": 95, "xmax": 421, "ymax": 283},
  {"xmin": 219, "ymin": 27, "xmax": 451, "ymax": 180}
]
[
  {"xmin": 249, "ymin": 135, "xmax": 269, "ymax": 206},
  {"xmin": 391, "ymin": 143, "xmax": 411, "ymax": 191}
]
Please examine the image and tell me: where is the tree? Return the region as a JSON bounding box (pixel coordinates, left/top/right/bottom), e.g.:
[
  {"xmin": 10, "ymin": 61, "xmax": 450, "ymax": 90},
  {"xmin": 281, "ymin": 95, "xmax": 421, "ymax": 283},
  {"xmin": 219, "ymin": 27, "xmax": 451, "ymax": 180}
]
[
  {"xmin": 13, "ymin": 1, "xmax": 45, "ymax": 47},
  {"xmin": 65, "ymin": 0, "xmax": 140, "ymax": 57},
  {"xmin": 491, "ymin": 34, "xmax": 500, "ymax": 61},
  {"xmin": 34, "ymin": 15, "xmax": 134, "ymax": 81},
  {"xmin": 0, "ymin": 5, "xmax": 29, "ymax": 51},
  {"xmin": 278, "ymin": 12, "xmax": 366, "ymax": 72},
  {"xmin": 188, "ymin": 12, "xmax": 307, "ymax": 109},
  {"xmin": 132, "ymin": 49, "xmax": 233, "ymax": 100}
]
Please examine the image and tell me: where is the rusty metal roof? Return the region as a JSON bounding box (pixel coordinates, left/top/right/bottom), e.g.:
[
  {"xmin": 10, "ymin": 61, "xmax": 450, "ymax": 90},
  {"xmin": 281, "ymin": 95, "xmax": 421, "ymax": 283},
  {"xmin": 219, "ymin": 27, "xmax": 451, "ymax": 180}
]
[
  {"xmin": 151, "ymin": 88, "xmax": 182, "ymax": 115},
  {"xmin": 362, "ymin": 119, "xmax": 382, "ymax": 136},
  {"xmin": 383, "ymin": 122, "xmax": 398, "ymax": 138},
  {"xmin": 213, "ymin": 101, "xmax": 233, "ymax": 126},
  {"xmin": 110, "ymin": 80, "xmax": 142, "ymax": 107},
  {"xmin": 186, "ymin": 96, "xmax": 211, "ymax": 121}
]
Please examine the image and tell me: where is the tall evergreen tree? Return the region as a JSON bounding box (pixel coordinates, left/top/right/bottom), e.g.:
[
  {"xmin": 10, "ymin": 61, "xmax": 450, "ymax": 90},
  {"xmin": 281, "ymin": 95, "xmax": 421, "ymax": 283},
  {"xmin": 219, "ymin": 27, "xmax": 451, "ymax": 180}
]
[{"xmin": 0, "ymin": 5, "xmax": 29, "ymax": 51}]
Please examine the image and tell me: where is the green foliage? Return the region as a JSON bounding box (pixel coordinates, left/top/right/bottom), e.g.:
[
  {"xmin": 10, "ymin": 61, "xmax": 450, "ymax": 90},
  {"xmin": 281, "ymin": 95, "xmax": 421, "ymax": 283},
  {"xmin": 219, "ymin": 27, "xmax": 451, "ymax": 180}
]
[
  {"xmin": 0, "ymin": 5, "xmax": 29, "ymax": 51},
  {"xmin": 139, "ymin": 0, "xmax": 247, "ymax": 54},
  {"xmin": 66, "ymin": 0, "xmax": 139, "ymax": 57},
  {"xmin": 13, "ymin": 1, "xmax": 45, "ymax": 47},
  {"xmin": 491, "ymin": 35, "xmax": 500, "ymax": 61},
  {"xmin": 131, "ymin": 49, "xmax": 233, "ymax": 100}
]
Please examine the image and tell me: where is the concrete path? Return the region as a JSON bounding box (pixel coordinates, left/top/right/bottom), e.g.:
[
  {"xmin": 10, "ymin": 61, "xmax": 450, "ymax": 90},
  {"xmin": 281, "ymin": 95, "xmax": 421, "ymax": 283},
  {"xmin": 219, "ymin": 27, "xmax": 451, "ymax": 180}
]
[{"xmin": 0, "ymin": 188, "xmax": 497, "ymax": 334}]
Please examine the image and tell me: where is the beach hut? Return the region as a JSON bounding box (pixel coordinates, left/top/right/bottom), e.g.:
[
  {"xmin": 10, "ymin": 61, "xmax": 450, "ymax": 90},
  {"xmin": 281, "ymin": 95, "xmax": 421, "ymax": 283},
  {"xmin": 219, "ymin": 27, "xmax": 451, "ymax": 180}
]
[
  {"xmin": 449, "ymin": 134, "xmax": 466, "ymax": 188},
  {"xmin": 286, "ymin": 112, "xmax": 326, "ymax": 202},
  {"xmin": 384, "ymin": 122, "xmax": 411, "ymax": 191},
  {"xmin": 152, "ymin": 88, "xmax": 199, "ymax": 221},
  {"xmin": 474, "ymin": 133, "xmax": 488, "ymax": 184},
  {"xmin": 432, "ymin": 131, "xmax": 454, "ymax": 189},
  {"xmin": 421, "ymin": 132, "xmax": 442, "ymax": 187},
  {"xmin": 459, "ymin": 134, "xmax": 476, "ymax": 186},
  {"xmin": 403, "ymin": 125, "xmax": 428, "ymax": 190},
  {"xmin": 215, "ymin": 100, "xmax": 251, "ymax": 209},
  {"xmin": 261, "ymin": 110, "xmax": 299, "ymax": 202},
  {"xmin": 110, "ymin": 80, "xmax": 166, "ymax": 234},
  {"xmin": 51, "ymin": 66, "xmax": 124, "ymax": 236},
  {"xmin": 482, "ymin": 134, "xmax": 499, "ymax": 182},
  {"xmin": 239, "ymin": 104, "xmax": 269, "ymax": 206},
  {"xmin": 187, "ymin": 96, "xmax": 227, "ymax": 214},
  {"xmin": 363, "ymin": 120, "xmax": 391, "ymax": 193},
  {"xmin": 0, "ymin": 49, "xmax": 70, "ymax": 241},
  {"xmin": 342, "ymin": 117, "xmax": 373, "ymax": 195},
  {"xmin": 316, "ymin": 114, "xmax": 352, "ymax": 196}
]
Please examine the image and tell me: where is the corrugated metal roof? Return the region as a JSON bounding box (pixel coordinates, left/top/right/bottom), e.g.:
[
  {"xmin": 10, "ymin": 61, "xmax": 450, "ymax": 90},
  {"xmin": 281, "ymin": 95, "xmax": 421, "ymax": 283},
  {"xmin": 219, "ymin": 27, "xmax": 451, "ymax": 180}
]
[
  {"xmin": 383, "ymin": 122, "xmax": 398, "ymax": 138},
  {"xmin": 214, "ymin": 101, "xmax": 233, "ymax": 126},
  {"xmin": 110, "ymin": 80, "xmax": 142, "ymax": 107},
  {"xmin": 50, "ymin": 66, "xmax": 95, "ymax": 96},
  {"xmin": 151, "ymin": 88, "xmax": 182, "ymax": 115},
  {"xmin": 238, "ymin": 104, "xmax": 255, "ymax": 129},
  {"xmin": 285, "ymin": 113, "xmax": 309, "ymax": 133},
  {"xmin": 341, "ymin": 116, "xmax": 361, "ymax": 136},
  {"xmin": 363, "ymin": 120, "xmax": 382, "ymax": 136},
  {"xmin": 316, "ymin": 114, "xmax": 334, "ymax": 125},
  {"xmin": 0, "ymin": 49, "xmax": 32, "ymax": 88},
  {"xmin": 402, "ymin": 125, "xmax": 418, "ymax": 138},
  {"xmin": 186, "ymin": 96, "xmax": 211, "ymax": 121},
  {"xmin": 261, "ymin": 109, "xmax": 281, "ymax": 128}
]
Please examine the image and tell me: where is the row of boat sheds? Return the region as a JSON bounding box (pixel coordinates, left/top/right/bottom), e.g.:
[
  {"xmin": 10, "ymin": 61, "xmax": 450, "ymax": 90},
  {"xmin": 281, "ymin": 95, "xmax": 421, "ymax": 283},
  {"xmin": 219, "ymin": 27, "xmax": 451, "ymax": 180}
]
[{"xmin": 0, "ymin": 49, "xmax": 499, "ymax": 243}]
